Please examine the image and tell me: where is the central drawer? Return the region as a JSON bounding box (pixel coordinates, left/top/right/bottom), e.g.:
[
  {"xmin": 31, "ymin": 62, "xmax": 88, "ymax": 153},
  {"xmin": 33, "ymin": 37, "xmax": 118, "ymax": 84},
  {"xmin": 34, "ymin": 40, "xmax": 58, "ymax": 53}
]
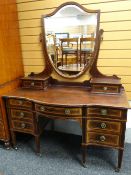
[
  {"xmin": 87, "ymin": 107, "xmax": 122, "ymax": 118},
  {"xmin": 87, "ymin": 119, "xmax": 121, "ymax": 133},
  {"xmin": 86, "ymin": 132, "xmax": 119, "ymax": 147},
  {"xmin": 35, "ymin": 104, "xmax": 82, "ymax": 117}
]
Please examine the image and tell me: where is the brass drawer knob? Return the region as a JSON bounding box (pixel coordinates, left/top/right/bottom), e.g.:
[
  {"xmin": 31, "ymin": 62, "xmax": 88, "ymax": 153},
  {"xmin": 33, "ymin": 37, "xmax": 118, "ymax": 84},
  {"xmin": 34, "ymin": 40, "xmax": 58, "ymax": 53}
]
[
  {"xmin": 31, "ymin": 82, "xmax": 35, "ymax": 86},
  {"xmin": 65, "ymin": 109, "xmax": 70, "ymax": 115},
  {"xmin": 100, "ymin": 135, "xmax": 106, "ymax": 142},
  {"xmin": 20, "ymin": 112, "xmax": 24, "ymax": 118},
  {"xmin": 103, "ymin": 86, "xmax": 107, "ymax": 91},
  {"xmin": 101, "ymin": 109, "xmax": 107, "ymax": 115},
  {"xmin": 100, "ymin": 122, "xmax": 107, "ymax": 129},
  {"xmin": 21, "ymin": 123, "xmax": 26, "ymax": 128},
  {"xmin": 40, "ymin": 106, "xmax": 45, "ymax": 111},
  {"xmin": 18, "ymin": 100, "xmax": 23, "ymax": 105}
]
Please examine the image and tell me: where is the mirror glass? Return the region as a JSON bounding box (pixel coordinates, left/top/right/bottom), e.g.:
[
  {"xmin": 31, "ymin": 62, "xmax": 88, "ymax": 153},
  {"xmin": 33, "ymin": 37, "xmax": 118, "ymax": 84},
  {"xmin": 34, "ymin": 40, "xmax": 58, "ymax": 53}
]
[{"xmin": 42, "ymin": 4, "xmax": 99, "ymax": 77}]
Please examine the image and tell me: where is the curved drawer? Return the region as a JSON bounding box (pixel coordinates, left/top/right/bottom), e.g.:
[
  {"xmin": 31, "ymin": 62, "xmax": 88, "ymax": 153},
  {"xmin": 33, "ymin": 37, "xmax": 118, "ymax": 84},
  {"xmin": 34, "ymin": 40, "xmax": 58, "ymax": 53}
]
[
  {"xmin": 86, "ymin": 132, "xmax": 119, "ymax": 147},
  {"xmin": 12, "ymin": 120, "xmax": 34, "ymax": 133},
  {"xmin": 87, "ymin": 119, "xmax": 121, "ymax": 133},
  {"xmin": 8, "ymin": 98, "xmax": 32, "ymax": 109},
  {"xmin": 10, "ymin": 109, "xmax": 33, "ymax": 122},
  {"xmin": 35, "ymin": 104, "xmax": 82, "ymax": 117},
  {"xmin": 87, "ymin": 107, "xmax": 122, "ymax": 118}
]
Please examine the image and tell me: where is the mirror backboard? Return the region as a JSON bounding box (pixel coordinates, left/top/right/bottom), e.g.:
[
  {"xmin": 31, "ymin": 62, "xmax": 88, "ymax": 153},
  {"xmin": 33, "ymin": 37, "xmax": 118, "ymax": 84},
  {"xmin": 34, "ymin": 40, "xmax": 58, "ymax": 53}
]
[{"xmin": 42, "ymin": 2, "xmax": 100, "ymax": 78}]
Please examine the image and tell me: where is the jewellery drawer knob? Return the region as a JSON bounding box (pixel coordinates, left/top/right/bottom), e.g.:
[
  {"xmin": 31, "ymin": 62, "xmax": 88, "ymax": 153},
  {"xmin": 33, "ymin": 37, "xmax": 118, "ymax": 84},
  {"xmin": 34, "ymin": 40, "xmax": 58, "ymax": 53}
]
[
  {"xmin": 21, "ymin": 123, "xmax": 26, "ymax": 128},
  {"xmin": 101, "ymin": 109, "xmax": 107, "ymax": 115},
  {"xmin": 100, "ymin": 135, "xmax": 106, "ymax": 142},
  {"xmin": 103, "ymin": 86, "xmax": 107, "ymax": 91},
  {"xmin": 40, "ymin": 106, "xmax": 45, "ymax": 111},
  {"xmin": 20, "ymin": 112, "xmax": 24, "ymax": 118},
  {"xmin": 100, "ymin": 122, "xmax": 107, "ymax": 129},
  {"xmin": 65, "ymin": 109, "xmax": 70, "ymax": 115},
  {"xmin": 31, "ymin": 82, "xmax": 35, "ymax": 86},
  {"xmin": 18, "ymin": 100, "xmax": 23, "ymax": 105}
]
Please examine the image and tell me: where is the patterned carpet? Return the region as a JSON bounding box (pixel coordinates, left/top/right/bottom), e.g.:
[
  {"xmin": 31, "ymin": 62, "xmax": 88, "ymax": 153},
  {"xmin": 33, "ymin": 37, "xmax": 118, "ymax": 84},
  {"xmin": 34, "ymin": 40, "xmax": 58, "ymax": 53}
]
[{"xmin": 0, "ymin": 132, "xmax": 131, "ymax": 175}]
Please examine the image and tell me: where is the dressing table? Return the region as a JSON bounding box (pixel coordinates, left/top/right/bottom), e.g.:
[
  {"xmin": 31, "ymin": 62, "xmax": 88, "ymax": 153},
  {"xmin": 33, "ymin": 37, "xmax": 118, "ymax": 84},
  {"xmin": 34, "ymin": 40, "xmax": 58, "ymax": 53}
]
[{"xmin": 2, "ymin": 2, "xmax": 130, "ymax": 172}]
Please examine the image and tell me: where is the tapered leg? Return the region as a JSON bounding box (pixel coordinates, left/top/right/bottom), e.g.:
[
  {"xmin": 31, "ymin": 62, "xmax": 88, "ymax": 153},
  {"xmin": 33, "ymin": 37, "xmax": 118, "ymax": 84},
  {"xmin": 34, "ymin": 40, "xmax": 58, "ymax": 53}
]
[
  {"xmin": 11, "ymin": 131, "xmax": 17, "ymax": 150},
  {"xmin": 35, "ymin": 135, "xmax": 41, "ymax": 156},
  {"xmin": 82, "ymin": 145, "xmax": 87, "ymax": 168},
  {"xmin": 115, "ymin": 149, "xmax": 123, "ymax": 172}
]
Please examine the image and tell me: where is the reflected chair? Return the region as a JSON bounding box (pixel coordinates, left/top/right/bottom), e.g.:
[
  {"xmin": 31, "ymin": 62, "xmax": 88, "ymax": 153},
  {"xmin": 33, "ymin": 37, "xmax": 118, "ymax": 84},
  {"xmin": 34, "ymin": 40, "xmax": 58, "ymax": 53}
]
[
  {"xmin": 79, "ymin": 37, "xmax": 95, "ymax": 66},
  {"xmin": 60, "ymin": 38, "xmax": 79, "ymax": 66}
]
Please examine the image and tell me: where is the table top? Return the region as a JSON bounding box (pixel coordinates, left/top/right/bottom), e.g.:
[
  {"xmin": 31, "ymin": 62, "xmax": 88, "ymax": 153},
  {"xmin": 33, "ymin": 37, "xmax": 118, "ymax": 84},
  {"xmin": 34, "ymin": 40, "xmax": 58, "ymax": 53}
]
[{"xmin": 3, "ymin": 85, "xmax": 130, "ymax": 109}]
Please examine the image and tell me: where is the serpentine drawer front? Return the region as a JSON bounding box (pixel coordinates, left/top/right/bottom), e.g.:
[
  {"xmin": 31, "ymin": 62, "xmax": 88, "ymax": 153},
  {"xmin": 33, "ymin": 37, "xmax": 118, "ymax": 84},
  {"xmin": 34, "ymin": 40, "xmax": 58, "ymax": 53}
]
[
  {"xmin": 86, "ymin": 132, "xmax": 120, "ymax": 147},
  {"xmin": 35, "ymin": 104, "xmax": 82, "ymax": 118},
  {"xmin": 12, "ymin": 120, "xmax": 34, "ymax": 133},
  {"xmin": 8, "ymin": 98, "xmax": 32, "ymax": 109},
  {"xmin": 87, "ymin": 120, "xmax": 121, "ymax": 133},
  {"xmin": 10, "ymin": 109, "xmax": 33, "ymax": 122},
  {"xmin": 87, "ymin": 107, "xmax": 122, "ymax": 119}
]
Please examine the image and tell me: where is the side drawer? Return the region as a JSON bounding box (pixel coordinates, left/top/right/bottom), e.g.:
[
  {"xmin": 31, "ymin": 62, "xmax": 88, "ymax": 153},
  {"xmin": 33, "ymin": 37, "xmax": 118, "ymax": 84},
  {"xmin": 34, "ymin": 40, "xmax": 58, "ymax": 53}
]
[
  {"xmin": 86, "ymin": 132, "xmax": 119, "ymax": 147},
  {"xmin": 12, "ymin": 120, "xmax": 34, "ymax": 133},
  {"xmin": 22, "ymin": 80, "xmax": 49, "ymax": 90},
  {"xmin": 8, "ymin": 98, "xmax": 32, "ymax": 109},
  {"xmin": 10, "ymin": 109, "xmax": 33, "ymax": 122},
  {"xmin": 91, "ymin": 84, "xmax": 120, "ymax": 94},
  {"xmin": 87, "ymin": 107, "xmax": 122, "ymax": 118},
  {"xmin": 87, "ymin": 119, "xmax": 121, "ymax": 133},
  {"xmin": 35, "ymin": 104, "xmax": 82, "ymax": 117}
]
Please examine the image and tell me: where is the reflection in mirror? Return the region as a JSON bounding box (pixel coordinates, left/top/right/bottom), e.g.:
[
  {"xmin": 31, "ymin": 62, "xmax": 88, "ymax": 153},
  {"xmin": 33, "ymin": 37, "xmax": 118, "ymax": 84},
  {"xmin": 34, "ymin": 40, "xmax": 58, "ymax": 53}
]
[{"xmin": 43, "ymin": 3, "xmax": 99, "ymax": 77}]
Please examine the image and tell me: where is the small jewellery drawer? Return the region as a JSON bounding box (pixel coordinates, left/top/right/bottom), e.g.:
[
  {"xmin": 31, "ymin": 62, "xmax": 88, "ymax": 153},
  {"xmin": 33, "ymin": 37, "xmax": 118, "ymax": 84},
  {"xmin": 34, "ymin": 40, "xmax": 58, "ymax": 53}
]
[
  {"xmin": 87, "ymin": 107, "xmax": 122, "ymax": 118},
  {"xmin": 10, "ymin": 109, "xmax": 33, "ymax": 121},
  {"xmin": 91, "ymin": 85, "xmax": 120, "ymax": 94},
  {"xmin": 22, "ymin": 80, "xmax": 43, "ymax": 89},
  {"xmin": 8, "ymin": 98, "xmax": 32, "ymax": 109},
  {"xmin": 86, "ymin": 132, "xmax": 119, "ymax": 147},
  {"xmin": 87, "ymin": 120, "xmax": 121, "ymax": 133},
  {"xmin": 12, "ymin": 120, "xmax": 34, "ymax": 132},
  {"xmin": 35, "ymin": 104, "xmax": 82, "ymax": 117},
  {"xmin": 22, "ymin": 80, "xmax": 48, "ymax": 89}
]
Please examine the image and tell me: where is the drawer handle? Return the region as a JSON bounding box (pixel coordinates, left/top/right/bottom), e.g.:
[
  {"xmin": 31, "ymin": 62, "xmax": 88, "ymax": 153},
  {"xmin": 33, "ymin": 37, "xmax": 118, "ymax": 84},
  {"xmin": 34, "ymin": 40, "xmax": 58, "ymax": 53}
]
[
  {"xmin": 101, "ymin": 109, "xmax": 107, "ymax": 115},
  {"xmin": 40, "ymin": 106, "xmax": 45, "ymax": 111},
  {"xmin": 31, "ymin": 82, "xmax": 35, "ymax": 86},
  {"xmin": 103, "ymin": 86, "xmax": 107, "ymax": 91},
  {"xmin": 21, "ymin": 123, "xmax": 26, "ymax": 128},
  {"xmin": 65, "ymin": 109, "xmax": 70, "ymax": 115},
  {"xmin": 18, "ymin": 100, "xmax": 23, "ymax": 105},
  {"xmin": 100, "ymin": 122, "xmax": 107, "ymax": 129},
  {"xmin": 20, "ymin": 112, "xmax": 24, "ymax": 118},
  {"xmin": 99, "ymin": 135, "xmax": 106, "ymax": 142}
]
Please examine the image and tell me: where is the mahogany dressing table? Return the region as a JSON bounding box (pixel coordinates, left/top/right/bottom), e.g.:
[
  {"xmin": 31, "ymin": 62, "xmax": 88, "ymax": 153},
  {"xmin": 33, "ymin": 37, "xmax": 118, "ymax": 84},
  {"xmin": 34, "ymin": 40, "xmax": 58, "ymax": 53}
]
[{"xmin": 2, "ymin": 2, "xmax": 130, "ymax": 172}]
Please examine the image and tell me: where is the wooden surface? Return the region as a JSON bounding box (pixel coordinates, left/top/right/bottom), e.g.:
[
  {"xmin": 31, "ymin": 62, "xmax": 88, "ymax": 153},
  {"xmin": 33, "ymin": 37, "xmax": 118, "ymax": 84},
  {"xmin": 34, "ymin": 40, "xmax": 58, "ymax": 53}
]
[
  {"xmin": 3, "ymin": 86, "xmax": 129, "ymax": 109},
  {"xmin": 0, "ymin": 0, "xmax": 24, "ymax": 85},
  {"xmin": 0, "ymin": 0, "xmax": 24, "ymax": 145}
]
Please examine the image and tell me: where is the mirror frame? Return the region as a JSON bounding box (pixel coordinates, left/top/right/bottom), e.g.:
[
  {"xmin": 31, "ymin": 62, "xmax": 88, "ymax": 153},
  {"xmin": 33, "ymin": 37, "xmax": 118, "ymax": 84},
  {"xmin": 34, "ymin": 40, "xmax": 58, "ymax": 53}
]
[{"xmin": 41, "ymin": 1, "xmax": 101, "ymax": 79}]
